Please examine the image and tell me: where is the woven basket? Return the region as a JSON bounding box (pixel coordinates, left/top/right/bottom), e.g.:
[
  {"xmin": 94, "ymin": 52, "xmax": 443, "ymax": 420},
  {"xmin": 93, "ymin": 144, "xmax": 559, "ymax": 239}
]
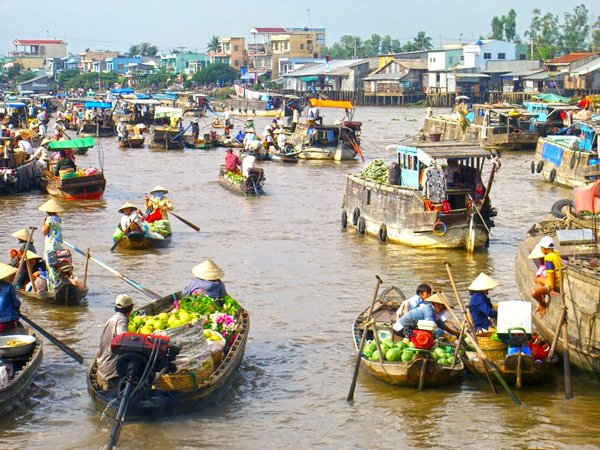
[
  {"xmin": 156, "ymin": 358, "xmax": 214, "ymax": 390},
  {"xmin": 476, "ymin": 332, "xmax": 508, "ymax": 361},
  {"xmin": 211, "ymin": 349, "xmax": 223, "ymax": 367}
]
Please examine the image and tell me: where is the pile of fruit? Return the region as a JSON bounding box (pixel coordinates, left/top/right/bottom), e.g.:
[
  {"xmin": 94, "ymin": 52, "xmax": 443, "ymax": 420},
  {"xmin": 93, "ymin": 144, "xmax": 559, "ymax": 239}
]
[
  {"xmin": 223, "ymin": 171, "xmax": 244, "ymax": 185},
  {"xmin": 362, "ymin": 338, "xmax": 418, "ymax": 363},
  {"xmin": 148, "ymin": 219, "xmax": 171, "ymax": 236},
  {"xmin": 430, "ymin": 345, "xmax": 456, "ymax": 366},
  {"xmin": 128, "ymin": 309, "xmax": 199, "ymax": 334},
  {"xmin": 360, "ymin": 159, "xmax": 388, "ymax": 184}
]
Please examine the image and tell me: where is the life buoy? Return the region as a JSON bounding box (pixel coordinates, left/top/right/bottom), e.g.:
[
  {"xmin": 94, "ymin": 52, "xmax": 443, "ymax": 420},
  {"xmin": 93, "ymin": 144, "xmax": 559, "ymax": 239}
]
[
  {"xmin": 549, "ymin": 168, "xmax": 556, "ymax": 183},
  {"xmin": 341, "ymin": 210, "xmax": 348, "ymax": 229},
  {"xmin": 378, "ymin": 224, "xmax": 387, "ymax": 242},
  {"xmin": 433, "ymin": 221, "xmax": 447, "ymax": 236},
  {"xmin": 358, "ymin": 217, "xmax": 366, "ymax": 235},
  {"xmin": 352, "ymin": 207, "xmax": 360, "ymax": 226},
  {"xmin": 530, "ymin": 161, "xmax": 535, "ymax": 174},
  {"xmin": 536, "ymin": 161, "xmax": 544, "ymax": 173}
]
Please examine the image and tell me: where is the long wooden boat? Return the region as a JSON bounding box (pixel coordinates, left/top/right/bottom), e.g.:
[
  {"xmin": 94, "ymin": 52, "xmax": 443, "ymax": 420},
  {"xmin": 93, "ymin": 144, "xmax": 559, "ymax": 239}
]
[
  {"xmin": 515, "ymin": 216, "xmax": 600, "ymax": 380},
  {"xmin": 352, "ymin": 295, "xmax": 463, "ymax": 388},
  {"xmin": 342, "ymin": 142, "xmax": 499, "ymax": 252},
  {"xmin": 149, "ymin": 107, "xmax": 184, "ymax": 150},
  {"xmin": 530, "ymin": 122, "xmax": 599, "ymax": 187},
  {"xmin": 40, "ymin": 172, "xmax": 106, "ymax": 200},
  {"xmin": 118, "ymin": 136, "xmax": 145, "ymax": 149},
  {"xmin": 422, "ymin": 104, "xmax": 538, "ymax": 151},
  {"xmin": 87, "ymin": 292, "xmax": 249, "ymax": 419},
  {"xmin": 0, "ymin": 142, "xmax": 45, "ymax": 194},
  {"xmin": 0, "ymin": 327, "xmax": 43, "ymax": 417},
  {"xmin": 113, "ymin": 230, "xmax": 172, "ymax": 250},
  {"xmin": 218, "ymin": 165, "xmax": 265, "ymax": 196},
  {"xmin": 16, "ymin": 280, "xmax": 88, "ymax": 306},
  {"xmin": 77, "ymin": 101, "xmax": 116, "ymax": 137}
]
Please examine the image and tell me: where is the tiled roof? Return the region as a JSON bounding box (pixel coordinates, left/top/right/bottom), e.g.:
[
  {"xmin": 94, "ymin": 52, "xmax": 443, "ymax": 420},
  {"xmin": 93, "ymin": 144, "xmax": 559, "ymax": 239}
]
[{"xmin": 547, "ymin": 53, "xmax": 597, "ymax": 64}]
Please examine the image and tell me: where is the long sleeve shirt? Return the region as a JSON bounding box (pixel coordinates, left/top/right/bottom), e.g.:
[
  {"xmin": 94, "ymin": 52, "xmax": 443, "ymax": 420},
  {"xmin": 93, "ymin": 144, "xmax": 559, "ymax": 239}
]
[
  {"xmin": 182, "ymin": 278, "xmax": 227, "ymax": 299},
  {"xmin": 0, "ymin": 281, "xmax": 20, "ymax": 322},
  {"xmin": 468, "ymin": 292, "xmax": 497, "ymax": 331}
]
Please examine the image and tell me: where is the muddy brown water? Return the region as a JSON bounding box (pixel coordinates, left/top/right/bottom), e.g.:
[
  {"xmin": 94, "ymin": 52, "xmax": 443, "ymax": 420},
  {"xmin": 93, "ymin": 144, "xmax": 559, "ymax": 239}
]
[{"xmin": 0, "ymin": 108, "xmax": 599, "ymax": 450}]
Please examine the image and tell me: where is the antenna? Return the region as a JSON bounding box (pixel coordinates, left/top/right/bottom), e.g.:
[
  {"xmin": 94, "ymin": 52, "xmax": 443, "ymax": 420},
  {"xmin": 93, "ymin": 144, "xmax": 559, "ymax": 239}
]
[{"xmin": 307, "ymin": 8, "xmax": 312, "ymax": 28}]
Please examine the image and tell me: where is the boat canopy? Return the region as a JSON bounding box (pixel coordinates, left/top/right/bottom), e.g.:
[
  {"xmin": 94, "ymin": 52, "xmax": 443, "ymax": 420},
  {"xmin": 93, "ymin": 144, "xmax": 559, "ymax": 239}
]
[
  {"xmin": 122, "ymin": 98, "xmax": 160, "ymax": 105},
  {"xmin": 111, "ymin": 87, "xmax": 134, "ymax": 95},
  {"xmin": 84, "ymin": 101, "xmax": 112, "ymax": 109},
  {"xmin": 3, "ymin": 102, "xmax": 26, "ymax": 108},
  {"xmin": 48, "ymin": 136, "xmax": 95, "ymax": 151},
  {"xmin": 309, "ymin": 98, "xmax": 354, "ymax": 109},
  {"xmin": 154, "ymin": 106, "xmax": 183, "ymax": 118}
]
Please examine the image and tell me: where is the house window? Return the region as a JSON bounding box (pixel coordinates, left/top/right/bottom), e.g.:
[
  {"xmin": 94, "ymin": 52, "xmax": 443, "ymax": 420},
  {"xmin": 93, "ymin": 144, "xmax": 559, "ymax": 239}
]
[
  {"xmin": 234, "ymin": 60, "xmax": 239, "ymax": 66},
  {"xmin": 449, "ymin": 57, "xmax": 454, "ymax": 64},
  {"xmin": 483, "ymin": 52, "xmax": 491, "ymax": 59},
  {"xmin": 234, "ymin": 45, "xmax": 238, "ymax": 51},
  {"xmin": 460, "ymin": 55, "xmax": 464, "ymax": 61},
  {"xmin": 498, "ymin": 53, "xmax": 505, "ymax": 60},
  {"xmin": 300, "ymin": 44, "xmax": 304, "ymax": 50},
  {"xmin": 519, "ymin": 54, "xmax": 526, "ymax": 60}
]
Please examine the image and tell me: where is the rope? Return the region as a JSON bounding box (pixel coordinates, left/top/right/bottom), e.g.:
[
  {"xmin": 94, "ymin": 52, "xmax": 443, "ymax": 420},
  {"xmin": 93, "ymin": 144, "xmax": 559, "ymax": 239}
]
[{"xmin": 537, "ymin": 210, "xmax": 600, "ymax": 236}]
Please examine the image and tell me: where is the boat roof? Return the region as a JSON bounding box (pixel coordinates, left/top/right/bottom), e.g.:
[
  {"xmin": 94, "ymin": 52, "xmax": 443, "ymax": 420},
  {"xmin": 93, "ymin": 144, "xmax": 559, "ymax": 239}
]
[
  {"xmin": 398, "ymin": 141, "xmax": 489, "ymax": 159},
  {"xmin": 48, "ymin": 136, "xmax": 95, "ymax": 150},
  {"xmin": 84, "ymin": 101, "xmax": 112, "ymax": 109},
  {"xmin": 154, "ymin": 106, "xmax": 183, "ymax": 118},
  {"xmin": 309, "ymin": 98, "xmax": 354, "ymax": 109},
  {"xmin": 122, "ymin": 97, "xmax": 160, "ymax": 105}
]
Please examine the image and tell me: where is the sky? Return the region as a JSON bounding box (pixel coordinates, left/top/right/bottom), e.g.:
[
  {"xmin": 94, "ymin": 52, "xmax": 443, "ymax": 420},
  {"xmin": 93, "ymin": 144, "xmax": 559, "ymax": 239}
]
[{"xmin": 0, "ymin": 0, "xmax": 595, "ymax": 56}]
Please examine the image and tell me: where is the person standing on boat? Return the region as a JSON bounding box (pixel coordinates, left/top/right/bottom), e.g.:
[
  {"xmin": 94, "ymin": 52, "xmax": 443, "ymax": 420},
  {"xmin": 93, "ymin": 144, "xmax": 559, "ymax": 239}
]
[
  {"xmin": 144, "ymin": 185, "xmax": 173, "ymax": 223},
  {"xmin": 190, "ymin": 119, "xmax": 200, "ymax": 142},
  {"xmin": 39, "ymin": 199, "xmax": 64, "ymax": 292},
  {"xmin": 96, "ymin": 294, "xmax": 134, "ymax": 390},
  {"xmin": 32, "ymin": 138, "xmax": 51, "ymax": 167},
  {"xmin": 290, "ymin": 106, "xmax": 300, "ymax": 132},
  {"xmin": 242, "ymin": 154, "xmax": 256, "ymax": 178},
  {"xmin": 224, "ymin": 148, "xmax": 241, "ymax": 173},
  {"xmin": 182, "ymin": 260, "xmax": 227, "ymax": 300},
  {"xmin": 531, "ymin": 236, "xmax": 563, "ymax": 317},
  {"xmin": 395, "ymin": 283, "xmax": 432, "ymax": 318},
  {"xmin": 467, "ymin": 273, "xmax": 498, "ymax": 332},
  {"xmin": 116, "ymin": 118, "xmax": 128, "ymax": 141},
  {"xmin": 0, "ymin": 263, "xmax": 20, "ymax": 333}
]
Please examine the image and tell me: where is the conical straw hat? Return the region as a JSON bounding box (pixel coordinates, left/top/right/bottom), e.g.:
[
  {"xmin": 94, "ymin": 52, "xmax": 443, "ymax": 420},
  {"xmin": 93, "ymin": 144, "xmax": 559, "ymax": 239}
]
[
  {"xmin": 38, "ymin": 199, "xmax": 64, "ymax": 213},
  {"xmin": 528, "ymin": 242, "xmax": 545, "ymax": 259},
  {"xmin": 24, "ymin": 250, "xmax": 42, "ymax": 260},
  {"xmin": 12, "ymin": 228, "xmax": 34, "ymax": 243},
  {"xmin": 192, "ymin": 259, "xmax": 224, "ymax": 281},
  {"xmin": 118, "ymin": 202, "xmax": 137, "ymax": 213},
  {"xmin": 0, "ymin": 262, "xmax": 17, "ymax": 281},
  {"xmin": 468, "ymin": 272, "xmax": 498, "ymax": 291},
  {"xmin": 150, "ymin": 185, "xmax": 168, "ymax": 194}
]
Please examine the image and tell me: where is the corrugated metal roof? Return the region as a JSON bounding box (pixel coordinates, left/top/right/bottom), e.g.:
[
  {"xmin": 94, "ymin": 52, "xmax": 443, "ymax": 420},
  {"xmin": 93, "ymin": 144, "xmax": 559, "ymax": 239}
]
[
  {"xmin": 283, "ymin": 59, "xmax": 367, "ymax": 77},
  {"xmin": 502, "ymin": 69, "xmax": 545, "ymax": 78},
  {"xmin": 522, "ymin": 71, "xmax": 566, "ymax": 81},
  {"xmin": 249, "ymin": 27, "xmax": 287, "ymax": 34},
  {"xmin": 484, "ymin": 60, "xmax": 542, "ymax": 74},
  {"xmin": 13, "ymin": 39, "xmax": 65, "ymax": 45},
  {"xmin": 571, "ymin": 57, "xmax": 600, "ymax": 75},
  {"xmin": 363, "ymin": 72, "xmax": 408, "ymax": 81}
]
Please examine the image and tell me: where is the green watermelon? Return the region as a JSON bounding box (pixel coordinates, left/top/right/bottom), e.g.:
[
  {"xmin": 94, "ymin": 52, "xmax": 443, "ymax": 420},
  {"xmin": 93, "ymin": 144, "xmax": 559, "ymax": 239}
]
[
  {"xmin": 437, "ymin": 358, "xmax": 448, "ymax": 366},
  {"xmin": 370, "ymin": 350, "xmax": 381, "ymax": 362},
  {"xmin": 401, "ymin": 351, "xmax": 414, "ymax": 362},
  {"xmin": 380, "ymin": 342, "xmax": 391, "ymax": 355},
  {"xmin": 385, "ymin": 348, "xmax": 402, "ymax": 362}
]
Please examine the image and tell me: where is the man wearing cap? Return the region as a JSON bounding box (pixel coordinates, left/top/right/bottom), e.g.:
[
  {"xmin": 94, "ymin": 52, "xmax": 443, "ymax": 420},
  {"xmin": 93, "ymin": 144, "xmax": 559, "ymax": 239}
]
[
  {"xmin": 96, "ymin": 294, "xmax": 135, "ymax": 390},
  {"xmin": 467, "ymin": 273, "xmax": 498, "ymax": 332},
  {"xmin": 182, "ymin": 259, "xmax": 227, "ymax": 300},
  {"xmin": 532, "ymin": 236, "xmax": 563, "ymax": 316},
  {"xmin": 0, "ymin": 263, "xmax": 20, "ymax": 333},
  {"xmin": 144, "ymin": 185, "xmax": 173, "ymax": 223}
]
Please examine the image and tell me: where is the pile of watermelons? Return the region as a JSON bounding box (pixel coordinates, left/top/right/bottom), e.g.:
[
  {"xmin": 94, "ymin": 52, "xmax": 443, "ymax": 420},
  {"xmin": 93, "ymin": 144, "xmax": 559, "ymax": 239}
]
[{"xmin": 362, "ymin": 338, "xmax": 456, "ymax": 366}]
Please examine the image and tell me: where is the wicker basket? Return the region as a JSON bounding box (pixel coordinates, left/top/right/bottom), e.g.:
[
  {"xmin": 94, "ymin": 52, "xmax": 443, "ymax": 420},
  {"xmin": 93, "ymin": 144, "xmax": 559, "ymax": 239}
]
[
  {"xmin": 211, "ymin": 349, "xmax": 223, "ymax": 367},
  {"xmin": 476, "ymin": 332, "xmax": 508, "ymax": 361},
  {"xmin": 156, "ymin": 357, "xmax": 214, "ymax": 390}
]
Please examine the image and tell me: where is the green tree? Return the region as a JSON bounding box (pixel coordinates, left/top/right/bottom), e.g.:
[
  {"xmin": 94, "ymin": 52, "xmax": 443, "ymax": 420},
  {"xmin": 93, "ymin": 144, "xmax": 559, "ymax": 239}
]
[
  {"xmin": 413, "ymin": 31, "xmax": 433, "ymax": 51},
  {"xmin": 490, "ymin": 16, "xmax": 504, "ymax": 40},
  {"xmin": 363, "ymin": 34, "xmax": 382, "ymax": 57},
  {"xmin": 17, "ymin": 71, "xmax": 36, "ymax": 83},
  {"xmin": 128, "ymin": 44, "xmax": 141, "ymax": 57},
  {"xmin": 380, "ymin": 35, "xmax": 392, "ymax": 54},
  {"xmin": 504, "ymin": 9, "xmax": 518, "ymax": 42},
  {"xmin": 128, "ymin": 42, "xmax": 159, "ymax": 57},
  {"xmin": 192, "ymin": 63, "xmax": 237, "ymax": 85},
  {"xmin": 525, "ymin": 8, "xmax": 561, "ymax": 60},
  {"xmin": 206, "ymin": 35, "xmax": 220, "ymax": 53},
  {"xmin": 593, "ymin": 16, "xmax": 600, "ymax": 52},
  {"xmin": 561, "ymin": 4, "xmax": 589, "ymax": 54},
  {"xmin": 6, "ymin": 63, "xmax": 23, "ymax": 80}
]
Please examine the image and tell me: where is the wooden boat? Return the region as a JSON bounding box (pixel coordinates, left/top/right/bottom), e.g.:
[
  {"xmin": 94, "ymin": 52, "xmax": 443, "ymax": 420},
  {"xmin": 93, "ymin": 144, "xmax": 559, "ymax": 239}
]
[
  {"xmin": 17, "ymin": 281, "xmax": 88, "ymax": 306},
  {"xmin": 515, "ymin": 214, "xmax": 600, "ymax": 380},
  {"xmin": 218, "ymin": 87, "xmax": 298, "ymax": 118},
  {"xmin": 87, "ymin": 292, "xmax": 249, "ymax": 419},
  {"xmin": 522, "ymin": 100, "xmax": 581, "ymax": 136},
  {"xmin": 112, "ymin": 97, "xmax": 160, "ymax": 126},
  {"xmin": 41, "ymin": 137, "xmax": 106, "ymax": 200},
  {"xmin": 218, "ymin": 165, "xmax": 265, "ymax": 196},
  {"xmin": 0, "ymin": 327, "xmax": 43, "ymax": 417},
  {"xmin": 530, "ymin": 122, "xmax": 599, "ymax": 187},
  {"xmin": 270, "ymin": 152, "xmax": 299, "ymax": 163},
  {"xmin": 113, "ymin": 230, "xmax": 172, "ymax": 250},
  {"xmin": 183, "ymin": 134, "xmax": 216, "ymax": 150},
  {"xmin": 0, "ymin": 140, "xmax": 45, "ymax": 194},
  {"xmin": 352, "ymin": 291, "xmax": 464, "ymax": 388},
  {"xmin": 342, "ymin": 142, "xmax": 499, "ymax": 252},
  {"xmin": 118, "ymin": 136, "xmax": 145, "ymax": 149},
  {"xmin": 290, "ymin": 99, "xmax": 364, "ymax": 161},
  {"xmin": 77, "ymin": 101, "xmax": 116, "ymax": 137}
]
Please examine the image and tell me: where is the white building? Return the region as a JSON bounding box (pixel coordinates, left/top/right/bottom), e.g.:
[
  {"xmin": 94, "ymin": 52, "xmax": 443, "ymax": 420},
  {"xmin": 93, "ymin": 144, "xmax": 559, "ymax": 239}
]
[{"xmin": 461, "ymin": 40, "xmax": 516, "ymax": 72}]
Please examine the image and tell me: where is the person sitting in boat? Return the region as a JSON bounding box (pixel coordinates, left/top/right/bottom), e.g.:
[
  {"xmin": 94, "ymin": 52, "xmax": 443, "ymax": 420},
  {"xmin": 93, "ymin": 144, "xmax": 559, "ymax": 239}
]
[
  {"xmin": 242, "ymin": 154, "xmax": 257, "ymax": 178},
  {"xmin": 275, "ymin": 129, "xmax": 288, "ymax": 152},
  {"xmin": 224, "ymin": 148, "xmax": 242, "ymax": 174},
  {"xmin": 234, "ymin": 129, "xmax": 245, "ymax": 144},
  {"xmin": 116, "ymin": 118, "xmax": 128, "ymax": 141},
  {"xmin": 9, "ymin": 228, "xmax": 37, "ymax": 268},
  {"xmin": 262, "ymin": 127, "xmax": 275, "ymax": 155},
  {"xmin": 467, "ymin": 273, "xmax": 498, "ymax": 333},
  {"xmin": 144, "ymin": 185, "xmax": 173, "ymax": 223},
  {"xmin": 21, "ymin": 251, "xmax": 48, "ymax": 293},
  {"xmin": 0, "ymin": 263, "xmax": 20, "ymax": 334},
  {"xmin": 531, "ymin": 236, "xmax": 563, "ymax": 317},
  {"xmin": 444, "ymin": 159, "xmax": 461, "ymax": 187},
  {"xmin": 16, "ymin": 135, "xmax": 34, "ymax": 156},
  {"xmin": 53, "ymin": 150, "xmax": 77, "ymax": 176},
  {"xmin": 393, "ymin": 292, "xmax": 458, "ymax": 338},
  {"xmin": 308, "ymin": 105, "xmax": 322, "ymax": 126},
  {"xmin": 244, "ymin": 118, "xmax": 255, "ymax": 132},
  {"xmin": 116, "ymin": 202, "xmax": 147, "ymax": 236},
  {"xmin": 395, "ymin": 283, "xmax": 432, "ymax": 318},
  {"xmin": 96, "ymin": 294, "xmax": 135, "ymax": 390},
  {"xmin": 222, "ymin": 110, "xmax": 233, "ymax": 129},
  {"xmin": 243, "ymin": 129, "xmax": 261, "ymax": 153},
  {"xmin": 182, "ymin": 259, "xmax": 227, "ymax": 300},
  {"xmin": 32, "ymin": 138, "xmax": 51, "ymax": 167}
]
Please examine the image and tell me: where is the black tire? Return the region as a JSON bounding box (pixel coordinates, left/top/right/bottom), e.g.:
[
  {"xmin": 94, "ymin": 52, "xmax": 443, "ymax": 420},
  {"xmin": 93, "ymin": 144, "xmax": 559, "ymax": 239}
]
[
  {"xmin": 378, "ymin": 224, "xmax": 387, "ymax": 242},
  {"xmin": 551, "ymin": 199, "xmax": 574, "ymax": 219},
  {"xmin": 530, "ymin": 161, "xmax": 535, "ymax": 174},
  {"xmin": 352, "ymin": 207, "xmax": 360, "ymax": 226},
  {"xmin": 341, "ymin": 210, "xmax": 348, "ymax": 229},
  {"xmin": 549, "ymin": 168, "xmax": 556, "ymax": 183},
  {"xmin": 358, "ymin": 217, "xmax": 366, "ymax": 235},
  {"xmin": 536, "ymin": 161, "xmax": 544, "ymax": 173}
]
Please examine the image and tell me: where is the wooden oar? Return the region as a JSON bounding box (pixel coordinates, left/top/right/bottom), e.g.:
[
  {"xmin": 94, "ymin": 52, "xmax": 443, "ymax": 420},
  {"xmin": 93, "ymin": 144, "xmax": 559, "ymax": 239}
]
[
  {"xmin": 19, "ymin": 313, "xmax": 83, "ymax": 364},
  {"xmin": 63, "ymin": 241, "xmax": 161, "ymax": 300},
  {"xmin": 13, "ymin": 226, "xmax": 36, "ymax": 288},
  {"xmin": 171, "ymin": 212, "xmax": 200, "ymax": 232},
  {"xmin": 110, "ymin": 236, "xmax": 124, "ymax": 251},
  {"xmin": 347, "ymin": 275, "xmax": 383, "ymax": 403}
]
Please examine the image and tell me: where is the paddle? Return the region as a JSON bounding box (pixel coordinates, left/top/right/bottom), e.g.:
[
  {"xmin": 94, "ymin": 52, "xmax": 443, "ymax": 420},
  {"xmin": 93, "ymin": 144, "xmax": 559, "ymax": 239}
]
[
  {"xmin": 63, "ymin": 241, "xmax": 161, "ymax": 300},
  {"xmin": 347, "ymin": 275, "xmax": 383, "ymax": 403},
  {"xmin": 110, "ymin": 237, "xmax": 124, "ymax": 252},
  {"xmin": 171, "ymin": 212, "xmax": 200, "ymax": 232},
  {"xmin": 19, "ymin": 313, "xmax": 83, "ymax": 363},
  {"xmin": 13, "ymin": 226, "xmax": 36, "ymax": 288}
]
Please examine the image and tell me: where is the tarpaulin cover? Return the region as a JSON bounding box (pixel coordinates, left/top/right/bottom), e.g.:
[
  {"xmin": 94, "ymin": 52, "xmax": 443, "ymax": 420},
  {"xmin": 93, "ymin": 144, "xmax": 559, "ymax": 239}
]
[
  {"xmin": 48, "ymin": 136, "xmax": 95, "ymax": 150},
  {"xmin": 308, "ymin": 98, "xmax": 354, "ymax": 109},
  {"xmin": 154, "ymin": 106, "xmax": 183, "ymax": 118},
  {"xmin": 84, "ymin": 101, "xmax": 112, "ymax": 109}
]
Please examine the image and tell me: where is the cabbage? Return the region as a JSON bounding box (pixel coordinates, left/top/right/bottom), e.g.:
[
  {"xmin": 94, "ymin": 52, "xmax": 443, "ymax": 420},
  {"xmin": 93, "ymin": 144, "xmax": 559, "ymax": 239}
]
[
  {"xmin": 437, "ymin": 358, "xmax": 448, "ymax": 365},
  {"xmin": 386, "ymin": 348, "xmax": 402, "ymax": 362},
  {"xmin": 380, "ymin": 342, "xmax": 391, "ymax": 355}
]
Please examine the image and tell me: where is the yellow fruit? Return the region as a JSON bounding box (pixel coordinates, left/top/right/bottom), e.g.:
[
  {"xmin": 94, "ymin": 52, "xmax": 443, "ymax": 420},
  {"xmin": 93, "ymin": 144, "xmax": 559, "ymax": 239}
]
[
  {"xmin": 170, "ymin": 319, "xmax": 183, "ymax": 328},
  {"xmin": 139, "ymin": 326, "xmax": 153, "ymax": 335},
  {"xmin": 178, "ymin": 311, "xmax": 191, "ymax": 323},
  {"xmin": 203, "ymin": 330, "xmax": 211, "ymax": 337},
  {"xmin": 158, "ymin": 313, "xmax": 169, "ymax": 321},
  {"xmin": 167, "ymin": 314, "xmax": 177, "ymax": 326}
]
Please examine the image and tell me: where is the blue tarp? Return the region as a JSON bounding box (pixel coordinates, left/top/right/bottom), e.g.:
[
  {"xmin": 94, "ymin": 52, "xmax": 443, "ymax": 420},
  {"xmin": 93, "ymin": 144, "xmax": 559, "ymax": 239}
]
[
  {"xmin": 111, "ymin": 88, "xmax": 134, "ymax": 95},
  {"xmin": 135, "ymin": 93, "xmax": 150, "ymax": 99},
  {"xmin": 5, "ymin": 102, "xmax": 26, "ymax": 108},
  {"xmin": 240, "ymin": 72, "xmax": 265, "ymax": 80},
  {"xmin": 84, "ymin": 101, "xmax": 112, "ymax": 109}
]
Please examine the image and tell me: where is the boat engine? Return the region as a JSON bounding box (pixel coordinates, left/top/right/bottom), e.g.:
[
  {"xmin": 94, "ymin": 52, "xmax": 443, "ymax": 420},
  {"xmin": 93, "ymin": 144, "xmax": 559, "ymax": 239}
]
[{"xmin": 399, "ymin": 319, "xmax": 436, "ymax": 350}]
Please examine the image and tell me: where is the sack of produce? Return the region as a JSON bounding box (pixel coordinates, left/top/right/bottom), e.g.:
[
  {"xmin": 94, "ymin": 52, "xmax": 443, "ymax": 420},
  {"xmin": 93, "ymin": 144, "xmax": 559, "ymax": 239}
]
[
  {"xmin": 360, "ymin": 159, "xmax": 388, "ymax": 183},
  {"xmin": 158, "ymin": 320, "xmax": 211, "ymax": 372}
]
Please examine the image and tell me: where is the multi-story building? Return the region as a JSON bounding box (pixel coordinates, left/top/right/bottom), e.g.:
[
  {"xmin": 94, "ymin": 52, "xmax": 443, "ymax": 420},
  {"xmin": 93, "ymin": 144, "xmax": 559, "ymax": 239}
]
[
  {"xmin": 207, "ymin": 37, "xmax": 247, "ymax": 70},
  {"xmin": 79, "ymin": 51, "xmax": 119, "ymax": 72},
  {"xmin": 106, "ymin": 56, "xmax": 143, "ymax": 74},
  {"xmin": 161, "ymin": 52, "xmax": 207, "ymax": 77},
  {"xmin": 461, "ymin": 39, "xmax": 517, "ymax": 72},
  {"xmin": 10, "ymin": 39, "xmax": 67, "ymax": 70}
]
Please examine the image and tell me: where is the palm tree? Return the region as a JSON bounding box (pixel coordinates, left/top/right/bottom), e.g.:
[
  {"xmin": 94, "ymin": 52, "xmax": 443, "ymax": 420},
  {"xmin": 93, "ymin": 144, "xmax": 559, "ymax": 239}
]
[
  {"xmin": 413, "ymin": 31, "xmax": 433, "ymax": 51},
  {"xmin": 139, "ymin": 42, "xmax": 159, "ymax": 57},
  {"xmin": 206, "ymin": 35, "xmax": 220, "ymax": 53}
]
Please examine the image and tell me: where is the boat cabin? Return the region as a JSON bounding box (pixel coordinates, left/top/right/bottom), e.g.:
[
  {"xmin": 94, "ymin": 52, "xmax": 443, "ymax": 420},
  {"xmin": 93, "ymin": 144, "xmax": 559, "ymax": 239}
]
[
  {"xmin": 394, "ymin": 142, "xmax": 492, "ymax": 211},
  {"xmin": 0, "ymin": 102, "xmax": 30, "ymax": 129},
  {"xmin": 115, "ymin": 97, "xmax": 160, "ymax": 124}
]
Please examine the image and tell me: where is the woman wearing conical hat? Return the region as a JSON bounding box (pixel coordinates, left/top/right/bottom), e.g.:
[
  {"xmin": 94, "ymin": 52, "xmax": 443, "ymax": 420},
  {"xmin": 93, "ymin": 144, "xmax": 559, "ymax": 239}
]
[
  {"xmin": 144, "ymin": 185, "xmax": 173, "ymax": 223},
  {"xmin": 467, "ymin": 273, "xmax": 498, "ymax": 333},
  {"xmin": 182, "ymin": 259, "xmax": 227, "ymax": 301},
  {"xmin": 39, "ymin": 199, "xmax": 65, "ymax": 291},
  {"xmin": 0, "ymin": 262, "xmax": 21, "ymax": 333},
  {"xmin": 9, "ymin": 228, "xmax": 37, "ymax": 268}
]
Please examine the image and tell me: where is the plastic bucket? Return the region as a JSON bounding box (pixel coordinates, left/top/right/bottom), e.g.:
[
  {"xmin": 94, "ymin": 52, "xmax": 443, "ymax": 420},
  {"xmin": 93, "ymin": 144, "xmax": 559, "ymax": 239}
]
[{"xmin": 429, "ymin": 132, "xmax": 441, "ymax": 142}]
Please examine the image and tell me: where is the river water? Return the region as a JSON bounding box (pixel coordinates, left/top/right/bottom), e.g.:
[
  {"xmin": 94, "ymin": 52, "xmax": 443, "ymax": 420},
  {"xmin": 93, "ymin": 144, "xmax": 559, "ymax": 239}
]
[{"xmin": 0, "ymin": 107, "xmax": 599, "ymax": 450}]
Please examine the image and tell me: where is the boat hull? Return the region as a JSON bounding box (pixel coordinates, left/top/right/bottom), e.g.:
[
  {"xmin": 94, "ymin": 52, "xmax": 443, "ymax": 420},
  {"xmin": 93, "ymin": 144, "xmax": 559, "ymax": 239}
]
[
  {"xmin": 150, "ymin": 127, "xmax": 184, "ymax": 150},
  {"xmin": 218, "ymin": 167, "xmax": 265, "ymax": 196},
  {"xmin": 118, "ymin": 137, "xmax": 145, "ymax": 149},
  {"xmin": 41, "ymin": 173, "xmax": 106, "ymax": 200},
  {"xmin": 0, "ymin": 158, "xmax": 44, "ymax": 194},
  {"xmin": 114, "ymin": 233, "xmax": 172, "ymax": 250},
  {"xmin": 17, "ymin": 281, "xmax": 88, "ymax": 306}
]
